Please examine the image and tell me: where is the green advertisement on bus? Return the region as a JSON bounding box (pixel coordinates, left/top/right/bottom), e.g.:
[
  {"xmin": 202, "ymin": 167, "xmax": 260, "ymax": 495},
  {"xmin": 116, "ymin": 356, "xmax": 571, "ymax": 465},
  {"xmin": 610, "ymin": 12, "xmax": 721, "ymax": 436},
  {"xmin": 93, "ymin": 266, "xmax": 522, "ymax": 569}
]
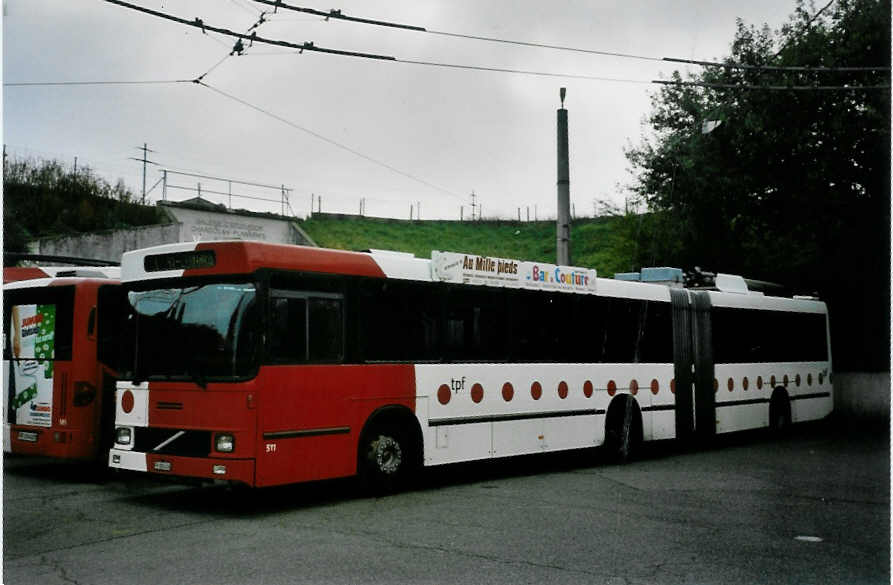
[{"xmin": 8, "ymin": 304, "xmax": 56, "ymax": 427}]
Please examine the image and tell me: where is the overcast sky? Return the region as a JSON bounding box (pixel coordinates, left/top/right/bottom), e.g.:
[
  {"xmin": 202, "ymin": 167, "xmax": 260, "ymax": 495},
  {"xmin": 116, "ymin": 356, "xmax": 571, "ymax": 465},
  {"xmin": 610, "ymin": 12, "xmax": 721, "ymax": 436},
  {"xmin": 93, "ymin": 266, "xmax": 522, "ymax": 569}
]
[{"xmin": 4, "ymin": 0, "xmax": 798, "ymax": 221}]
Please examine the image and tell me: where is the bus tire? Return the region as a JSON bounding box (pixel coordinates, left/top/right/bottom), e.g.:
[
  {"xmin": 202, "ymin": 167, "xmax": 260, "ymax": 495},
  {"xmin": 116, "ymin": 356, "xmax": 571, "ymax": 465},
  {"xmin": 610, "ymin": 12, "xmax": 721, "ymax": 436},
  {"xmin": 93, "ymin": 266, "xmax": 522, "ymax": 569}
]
[
  {"xmin": 359, "ymin": 425, "xmax": 415, "ymax": 495},
  {"xmin": 769, "ymin": 389, "xmax": 792, "ymax": 436},
  {"xmin": 604, "ymin": 395, "xmax": 642, "ymax": 463}
]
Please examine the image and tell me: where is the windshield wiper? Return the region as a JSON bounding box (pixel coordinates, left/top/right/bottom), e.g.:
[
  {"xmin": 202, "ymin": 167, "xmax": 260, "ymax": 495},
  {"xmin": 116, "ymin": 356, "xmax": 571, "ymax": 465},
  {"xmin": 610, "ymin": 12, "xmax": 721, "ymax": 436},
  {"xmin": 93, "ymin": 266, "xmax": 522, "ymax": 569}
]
[{"xmin": 187, "ymin": 363, "xmax": 208, "ymax": 390}]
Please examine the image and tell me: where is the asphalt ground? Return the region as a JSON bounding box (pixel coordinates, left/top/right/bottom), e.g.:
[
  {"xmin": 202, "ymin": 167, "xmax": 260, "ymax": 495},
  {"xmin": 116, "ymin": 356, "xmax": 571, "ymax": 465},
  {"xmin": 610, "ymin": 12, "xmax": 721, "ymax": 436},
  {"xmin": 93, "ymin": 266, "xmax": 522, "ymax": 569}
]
[{"xmin": 3, "ymin": 419, "xmax": 889, "ymax": 585}]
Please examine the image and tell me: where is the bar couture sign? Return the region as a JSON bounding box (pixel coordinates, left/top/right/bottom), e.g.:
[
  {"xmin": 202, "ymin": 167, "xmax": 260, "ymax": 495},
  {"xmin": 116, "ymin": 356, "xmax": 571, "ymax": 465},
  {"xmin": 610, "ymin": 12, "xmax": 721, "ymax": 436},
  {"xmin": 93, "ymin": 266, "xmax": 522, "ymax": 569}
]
[{"xmin": 431, "ymin": 251, "xmax": 597, "ymax": 293}]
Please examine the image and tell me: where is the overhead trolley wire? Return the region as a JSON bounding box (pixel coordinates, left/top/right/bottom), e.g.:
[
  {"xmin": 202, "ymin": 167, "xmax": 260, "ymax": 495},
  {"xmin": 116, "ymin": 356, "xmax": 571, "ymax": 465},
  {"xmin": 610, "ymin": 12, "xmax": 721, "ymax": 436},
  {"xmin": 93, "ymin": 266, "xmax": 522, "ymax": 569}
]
[
  {"xmin": 247, "ymin": 0, "xmax": 890, "ymax": 74},
  {"xmin": 196, "ymin": 81, "xmax": 465, "ymax": 201},
  {"xmin": 4, "ymin": 79, "xmax": 193, "ymax": 87},
  {"xmin": 652, "ymin": 79, "xmax": 891, "ymax": 91},
  {"xmin": 661, "ymin": 57, "xmax": 888, "ymax": 73},
  {"xmin": 102, "ymin": 0, "xmax": 397, "ymax": 61},
  {"xmin": 398, "ymin": 59, "xmax": 651, "ymax": 85},
  {"xmin": 80, "ymin": 1, "xmax": 891, "ymax": 93}
]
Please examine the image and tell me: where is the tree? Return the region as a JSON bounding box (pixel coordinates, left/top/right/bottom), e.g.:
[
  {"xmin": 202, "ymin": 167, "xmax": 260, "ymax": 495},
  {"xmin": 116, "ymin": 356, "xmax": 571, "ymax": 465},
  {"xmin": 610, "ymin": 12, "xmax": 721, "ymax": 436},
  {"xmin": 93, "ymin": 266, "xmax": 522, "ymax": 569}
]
[
  {"xmin": 625, "ymin": 0, "xmax": 890, "ymax": 370},
  {"xmin": 3, "ymin": 156, "xmax": 166, "ymax": 253}
]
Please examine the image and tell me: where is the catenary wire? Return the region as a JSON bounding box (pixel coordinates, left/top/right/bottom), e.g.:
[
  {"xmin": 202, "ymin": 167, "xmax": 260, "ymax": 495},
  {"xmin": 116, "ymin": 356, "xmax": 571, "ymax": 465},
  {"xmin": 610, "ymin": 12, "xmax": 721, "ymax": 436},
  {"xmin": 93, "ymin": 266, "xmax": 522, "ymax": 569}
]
[
  {"xmin": 653, "ymin": 79, "xmax": 891, "ymax": 91},
  {"xmin": 99, "ymin": 1, "xmax": 887, "ymax": 91},
  {"xmin": 196, "ymin": 81, "xmax": 465, "ymax": 200},
  {"xmin": 247, "ymin": 0, "xmax": 890, "ymax": 73}
]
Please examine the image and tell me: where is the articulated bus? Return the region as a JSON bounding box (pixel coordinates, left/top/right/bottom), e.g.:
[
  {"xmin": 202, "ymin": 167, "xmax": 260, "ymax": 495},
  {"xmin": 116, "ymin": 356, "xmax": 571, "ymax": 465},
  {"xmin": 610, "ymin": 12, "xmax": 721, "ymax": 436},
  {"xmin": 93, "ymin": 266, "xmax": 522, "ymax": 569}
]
[
  {"xmin": 3, "ymin": 267, "xmax": 120, "ymax": 460},
  {"xmin": 107, "ymin": 241, "xmax": 832, "ymax": 489}
]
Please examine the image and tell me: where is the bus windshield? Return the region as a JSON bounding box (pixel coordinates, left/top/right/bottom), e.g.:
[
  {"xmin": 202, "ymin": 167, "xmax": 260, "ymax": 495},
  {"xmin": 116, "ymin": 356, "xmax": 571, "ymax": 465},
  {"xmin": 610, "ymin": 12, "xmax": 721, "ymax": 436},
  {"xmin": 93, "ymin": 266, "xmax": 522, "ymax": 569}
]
[{"xmin": 124, "ymin": 282, "xmax": 259, "ymax": 383}]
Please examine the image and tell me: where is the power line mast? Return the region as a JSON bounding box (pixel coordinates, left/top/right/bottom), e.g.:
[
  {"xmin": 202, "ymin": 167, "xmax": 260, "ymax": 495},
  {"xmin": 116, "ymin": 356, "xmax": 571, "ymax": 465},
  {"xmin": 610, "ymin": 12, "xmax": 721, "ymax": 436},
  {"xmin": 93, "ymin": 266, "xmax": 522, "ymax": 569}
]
[
  {"xmin": 556, "ymin": 88, "xmax": 571, "ymax": 265},
  {"xmin": 130, "ymin": 143, "xmax": 158, "ymax": 204}
]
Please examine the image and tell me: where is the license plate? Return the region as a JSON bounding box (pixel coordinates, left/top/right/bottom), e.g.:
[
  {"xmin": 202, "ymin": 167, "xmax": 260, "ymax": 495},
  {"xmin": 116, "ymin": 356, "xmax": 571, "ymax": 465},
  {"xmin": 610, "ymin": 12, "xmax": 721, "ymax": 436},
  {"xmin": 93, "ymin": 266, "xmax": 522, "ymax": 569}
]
[
  {"xmin": 17, "ymin": 431, "xmax": 38, "ymax": 443},
  {"xmin": 154, "ymin": 461, "xmax": 172, "ymax": 472}
]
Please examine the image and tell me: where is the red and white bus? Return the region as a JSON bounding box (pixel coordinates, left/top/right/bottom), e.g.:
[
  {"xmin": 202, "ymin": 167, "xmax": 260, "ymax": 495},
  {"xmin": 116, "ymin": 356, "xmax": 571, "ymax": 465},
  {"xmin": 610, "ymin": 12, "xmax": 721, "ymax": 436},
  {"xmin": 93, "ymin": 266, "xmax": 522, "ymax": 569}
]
[
  {"xmin": 3, "ymin": 267, "xmax": 121, "ymax": 460},
  {"xmin": 107, "ymin": 241, "xmax": 833, "ymax": 489}
]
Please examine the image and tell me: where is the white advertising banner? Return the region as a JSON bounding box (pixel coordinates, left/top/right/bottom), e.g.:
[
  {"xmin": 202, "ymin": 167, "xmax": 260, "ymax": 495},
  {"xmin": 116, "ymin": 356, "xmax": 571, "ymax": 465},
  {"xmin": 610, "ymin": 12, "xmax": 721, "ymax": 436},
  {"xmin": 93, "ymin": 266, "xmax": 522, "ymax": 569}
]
[
  {"xmin": 431, "ymin": 251, "xmax": 597, "ymax": 294},
  {"xmin": 8, "ymin": 304, "xmax": 55, "ymax": 427}
]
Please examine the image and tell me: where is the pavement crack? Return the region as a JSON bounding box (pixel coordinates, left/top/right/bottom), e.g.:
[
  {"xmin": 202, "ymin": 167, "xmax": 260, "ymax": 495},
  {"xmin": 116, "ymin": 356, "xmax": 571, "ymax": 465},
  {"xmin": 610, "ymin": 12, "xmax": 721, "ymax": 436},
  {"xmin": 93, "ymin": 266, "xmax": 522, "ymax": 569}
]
[
  {"xmin": 323, "ymin": 523, "xmax": 606, "ymax": 578},
  {"xmin": 8, "ymin": 518, "xmax": 221, "ymax": 561},
  {"xmin": 42, "ymin": 555, "xmax": 82, "ymax": 585}
]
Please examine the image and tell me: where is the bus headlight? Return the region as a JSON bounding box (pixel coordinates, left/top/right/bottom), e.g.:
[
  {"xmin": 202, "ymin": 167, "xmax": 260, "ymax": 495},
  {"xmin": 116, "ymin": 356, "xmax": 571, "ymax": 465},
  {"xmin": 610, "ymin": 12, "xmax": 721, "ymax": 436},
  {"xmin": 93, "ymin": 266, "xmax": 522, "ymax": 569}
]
[
  {"xmin": 215, "ymin": 433, "xmax": 235, "ymax": 453},
  {"xmin": 115, "ymin": 427, "xmax": 132, "ymax": 446}
]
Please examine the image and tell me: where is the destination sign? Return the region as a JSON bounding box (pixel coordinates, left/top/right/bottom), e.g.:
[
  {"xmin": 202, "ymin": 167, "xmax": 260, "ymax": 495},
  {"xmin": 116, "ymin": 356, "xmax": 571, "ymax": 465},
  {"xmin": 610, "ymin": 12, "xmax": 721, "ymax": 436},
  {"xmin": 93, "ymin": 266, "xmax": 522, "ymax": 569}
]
[{"xmin": 144, "ymin": 250, "xmax": 216, "ymax": 273}]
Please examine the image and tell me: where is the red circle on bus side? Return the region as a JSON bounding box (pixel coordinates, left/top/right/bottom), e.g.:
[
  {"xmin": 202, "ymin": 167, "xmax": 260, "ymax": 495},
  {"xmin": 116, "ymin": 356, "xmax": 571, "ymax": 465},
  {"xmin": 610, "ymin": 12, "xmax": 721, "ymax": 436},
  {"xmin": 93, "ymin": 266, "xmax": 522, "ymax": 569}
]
[
  {"xmin": 818, "ymin": 372, "xmax": 824, "ymax": 385},
  {"xmin": 727, "ymin": 378, "xmax": 734, "ymax": 392},
  {"xmin": 122, "ymin": 390, "xmax": 135, "ymax": 414},
  {"xmin": 471, "ymin": 383, "xmax": 484, "ymax": 403},
  {"xmin": 757, "ymin": 376, "xmax": 763, "ymax": 390},
  {"xmin": 713, "ymin": 378, "xmax": 719, "ymax": 393},
  {"xmin": 783, "ymin": 375, "xmax": 789, "ymax": 387},
  {"xmin": 771, "ymin": 375, "xmax": 777, "ymax": 388},
  {"xmin": 629, "ymin": 379, "xmax": 639, "ymax": 396},
  {"xmin": 670, "ymin": 379, "xmax": 676, "ymax": 394},
  {"xmin": 583, "ymin": 380, "xmax": 594, "ymax": 398},
  {"xmin": 743, "ymin": 377, "xmax": 749, "ymax": 391},
  {"xmin": 807, "ymin": 373, "xmax": 813, "ymax": 386},
  {"xmin": 651, "ymin": 379, "xmax": 659, "ymax": 395},
  {"xmin": 558, "ymin": 381, "xmax": 568, "ymax": 399},
  {"xmin": 795, "ymin": 374, "xmax": 801, "ymax": 387},
  {"xmin": 531, "ymin": 381, "xmax": 543, "ymax": 400},
  {"xmin": 607, "ymin": 380, "xmax": 617, "ymax": 397},
  {"xmin": 583, "ymin": 380, "xmax": 592, "ymax": 398},
  {"xmin": 502, "ymin": 382, "xmax": 514, "ymax": 402},
  {"xmin": 437, "ymin": 384, "xmax": 451, "ymax": 405}
]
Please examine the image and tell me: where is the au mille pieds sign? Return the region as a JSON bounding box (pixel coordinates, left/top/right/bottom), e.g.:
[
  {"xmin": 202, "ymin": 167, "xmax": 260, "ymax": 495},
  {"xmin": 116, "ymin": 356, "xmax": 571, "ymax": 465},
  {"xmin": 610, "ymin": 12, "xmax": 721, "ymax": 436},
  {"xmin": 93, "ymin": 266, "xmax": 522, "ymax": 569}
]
[{"xmin": 431, "ymin": 251, "xmax": 597, "ymax": 293}]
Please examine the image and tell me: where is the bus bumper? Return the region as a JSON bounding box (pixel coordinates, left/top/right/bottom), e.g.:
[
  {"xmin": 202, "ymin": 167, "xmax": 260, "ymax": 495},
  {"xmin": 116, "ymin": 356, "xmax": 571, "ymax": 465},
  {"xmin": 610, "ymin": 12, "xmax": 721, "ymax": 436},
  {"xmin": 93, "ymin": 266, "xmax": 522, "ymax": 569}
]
[
  {"xmin": 108, "ymin": 448, "xmax": 255, "ymax": 486},
  {"xmin": 6, "ymin": 426, "xmax": 97, "ymax": 459}
]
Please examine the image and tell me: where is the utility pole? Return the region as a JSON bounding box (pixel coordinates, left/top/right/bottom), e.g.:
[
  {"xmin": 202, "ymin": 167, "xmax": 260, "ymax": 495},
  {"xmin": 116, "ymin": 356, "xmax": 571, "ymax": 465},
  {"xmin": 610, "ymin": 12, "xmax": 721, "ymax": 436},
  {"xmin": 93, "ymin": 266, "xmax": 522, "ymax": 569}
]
[
  {"xmin": 470, "ymin": 191, "xmax": 477, "ymax": 221},
  {"xmin": 130, "ymin": 143, "xmax": 157, "ymax": 204},
  {"xmin": 556, "ymin": 88, "xmax": 571, "ymax": 265}
]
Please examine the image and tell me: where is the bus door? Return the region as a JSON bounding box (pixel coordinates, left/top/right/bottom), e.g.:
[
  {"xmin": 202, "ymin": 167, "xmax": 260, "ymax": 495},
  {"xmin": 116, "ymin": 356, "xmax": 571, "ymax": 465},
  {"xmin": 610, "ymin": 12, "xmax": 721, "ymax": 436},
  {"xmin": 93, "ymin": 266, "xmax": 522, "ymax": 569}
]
[
  {"xmin": 670, "ymin": 290, "xmax": 715, "ymax": 440},
  {"xmin": 690, "ymin": 291, "xmax": 715, "ymax": 438},
  {"xmin": 258, "ymin": 288, "xmax": 351, "ymax": 485},
  {"xmin": 96, "ymin": 283, "xmax": 126, "ymax": 453}
]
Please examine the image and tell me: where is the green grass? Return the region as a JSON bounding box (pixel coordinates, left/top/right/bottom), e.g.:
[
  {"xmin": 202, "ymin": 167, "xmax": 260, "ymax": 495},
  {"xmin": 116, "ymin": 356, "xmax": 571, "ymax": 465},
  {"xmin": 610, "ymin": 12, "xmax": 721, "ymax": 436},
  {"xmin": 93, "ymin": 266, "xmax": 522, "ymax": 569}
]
[{"xmin": 297, "ymin": 215, "xmax": 639, "ymax": 277}]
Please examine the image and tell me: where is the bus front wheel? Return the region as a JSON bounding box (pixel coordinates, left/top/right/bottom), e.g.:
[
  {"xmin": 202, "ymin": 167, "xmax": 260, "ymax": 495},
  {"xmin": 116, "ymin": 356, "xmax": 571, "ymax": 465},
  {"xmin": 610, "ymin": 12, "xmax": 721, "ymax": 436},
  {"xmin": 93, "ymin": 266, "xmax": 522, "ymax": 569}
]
[{"xmin": 359, "ymin": 427, "xmax": 413, "ymax": 495}]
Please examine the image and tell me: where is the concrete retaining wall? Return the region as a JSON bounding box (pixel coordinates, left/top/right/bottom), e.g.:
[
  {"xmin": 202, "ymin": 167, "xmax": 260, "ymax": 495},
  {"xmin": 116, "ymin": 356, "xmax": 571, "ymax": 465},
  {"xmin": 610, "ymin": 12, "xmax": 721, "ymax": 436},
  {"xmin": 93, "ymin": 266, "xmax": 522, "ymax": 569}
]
[
  {"xmin": 835, "ymin": 372, "xmax": 890, "ymax": 422},
  {"xmin": 29, "ymin": 223, "xmax": 181, "ymax": 264}
]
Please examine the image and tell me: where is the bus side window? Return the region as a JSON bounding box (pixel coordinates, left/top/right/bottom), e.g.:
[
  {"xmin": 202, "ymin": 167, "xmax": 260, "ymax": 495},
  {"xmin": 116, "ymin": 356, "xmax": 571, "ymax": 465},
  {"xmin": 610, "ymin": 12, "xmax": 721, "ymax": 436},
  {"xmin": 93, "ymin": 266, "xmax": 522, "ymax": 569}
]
[
  {"xmin": 269, "ymin": 297, "xmax": 307, "ymax": 363},
  {"xmin": 87, "ymin": 306, "xmax": 97, "ymax": 339},
  {"xmin": 308, "ymin": 298, "xmax": 343, "ymax": 362},
  {"xmin": 269, "ymin": 293, "xmax": 343, "ymax": 363}
]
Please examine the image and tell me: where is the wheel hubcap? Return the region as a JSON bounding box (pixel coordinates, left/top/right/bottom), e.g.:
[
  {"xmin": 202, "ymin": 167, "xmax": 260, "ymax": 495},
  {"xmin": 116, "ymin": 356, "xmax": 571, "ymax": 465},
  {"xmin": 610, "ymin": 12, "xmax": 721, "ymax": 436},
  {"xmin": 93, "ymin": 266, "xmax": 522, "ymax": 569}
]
[{"xmin": 374, "ymin": 436, "xmax": 402, "ymax": 475}]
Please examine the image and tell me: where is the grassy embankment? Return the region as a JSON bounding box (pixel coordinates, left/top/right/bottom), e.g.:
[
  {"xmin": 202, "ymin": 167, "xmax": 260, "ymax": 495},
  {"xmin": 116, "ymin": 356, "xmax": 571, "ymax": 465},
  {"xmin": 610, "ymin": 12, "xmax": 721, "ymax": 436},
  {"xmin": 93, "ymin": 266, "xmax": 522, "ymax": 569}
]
[{"xmin": 298, "ymin": 215, "xmax": 640, "ymax": 277}]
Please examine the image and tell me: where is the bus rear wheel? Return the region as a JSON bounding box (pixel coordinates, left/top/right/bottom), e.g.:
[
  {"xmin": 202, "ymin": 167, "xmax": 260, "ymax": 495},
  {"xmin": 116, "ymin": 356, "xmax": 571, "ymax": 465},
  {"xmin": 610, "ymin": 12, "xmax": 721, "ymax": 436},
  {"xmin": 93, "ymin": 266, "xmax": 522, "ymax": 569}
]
[
  {"xmin": 359, "ymin": 427, "xmax": 414, "ymax": 495},
  {"xmin": 604, "ymin": 396, "xmax": 641, "ymax": 463},
  {"xmin": 769, "ymin": 392, "xmax": 792, "ymax": 436}
]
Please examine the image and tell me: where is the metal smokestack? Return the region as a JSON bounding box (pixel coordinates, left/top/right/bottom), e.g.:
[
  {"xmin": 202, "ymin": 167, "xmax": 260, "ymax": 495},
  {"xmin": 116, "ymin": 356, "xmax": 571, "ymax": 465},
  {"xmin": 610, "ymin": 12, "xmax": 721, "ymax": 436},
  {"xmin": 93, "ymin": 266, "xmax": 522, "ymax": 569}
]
[{"xmin": 556, "ymin": 88, "xmax": 571, "ymax": 265}]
